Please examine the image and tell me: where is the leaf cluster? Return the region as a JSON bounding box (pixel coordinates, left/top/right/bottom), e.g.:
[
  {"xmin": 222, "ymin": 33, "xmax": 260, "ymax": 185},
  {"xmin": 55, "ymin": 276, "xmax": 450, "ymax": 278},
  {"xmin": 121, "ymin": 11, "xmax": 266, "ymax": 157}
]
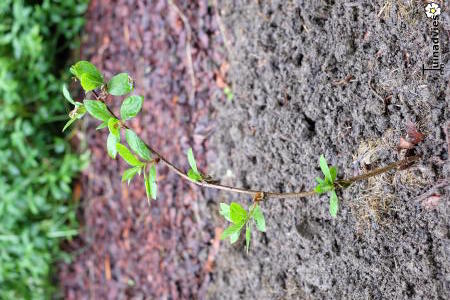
[
  {"xmin": 63, "ymin": 61, "xmax": 156, "ymax": 204},
  {"xmin": 315, "ymin": 155, "xmax": 339, "ymax": 217},
  {"xmin": 219, "ymin": 202, "xmax": 266, "ymax": 253}
]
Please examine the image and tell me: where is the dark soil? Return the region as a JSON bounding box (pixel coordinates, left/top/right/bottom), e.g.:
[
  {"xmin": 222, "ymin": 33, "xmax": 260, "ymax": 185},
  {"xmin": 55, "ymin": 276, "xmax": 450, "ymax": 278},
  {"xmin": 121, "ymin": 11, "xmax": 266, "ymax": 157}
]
[
  {"xmin": 60, "ymin": 0, "xmax": 449, "ymax": 299},
  {"xmin": 206, "ymin": 1, "xmax": 449, "ymax": 299},
  {"xmin": 59, "ymin": 0, "xmax": 226, "ymax": 299}
]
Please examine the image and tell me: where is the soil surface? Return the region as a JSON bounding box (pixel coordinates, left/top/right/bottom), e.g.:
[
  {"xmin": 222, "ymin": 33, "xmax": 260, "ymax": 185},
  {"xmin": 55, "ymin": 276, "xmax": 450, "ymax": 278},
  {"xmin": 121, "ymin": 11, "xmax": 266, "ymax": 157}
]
[
  {"xmin": 59, "ymin": 0, "xmax": 226, "ymax": 299},
  {"xmin": 206, "ymin": 1, "xmax": 449, "ymax": 299},
  {"xmin": 60, "ymin": 0, "xmax": 449, "ymax": 299}
]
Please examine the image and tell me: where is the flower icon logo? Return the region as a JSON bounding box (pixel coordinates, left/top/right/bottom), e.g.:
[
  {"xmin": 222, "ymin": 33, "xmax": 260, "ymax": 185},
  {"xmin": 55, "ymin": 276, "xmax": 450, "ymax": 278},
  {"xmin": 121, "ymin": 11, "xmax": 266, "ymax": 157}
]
[{"xmin": 425, "ymin": 2, "xmax": 441, "ymax": 18}]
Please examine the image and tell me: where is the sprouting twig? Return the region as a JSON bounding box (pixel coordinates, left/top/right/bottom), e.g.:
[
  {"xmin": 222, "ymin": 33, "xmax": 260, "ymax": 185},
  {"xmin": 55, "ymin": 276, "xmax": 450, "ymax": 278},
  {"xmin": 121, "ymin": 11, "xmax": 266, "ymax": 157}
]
[
  {"xmin": 94, "ymin": 90, "xmax": 421, "ymax": 200},
  {"xmin": 168, "ymin": 0, "xmax": 196, "ymax": 103}
]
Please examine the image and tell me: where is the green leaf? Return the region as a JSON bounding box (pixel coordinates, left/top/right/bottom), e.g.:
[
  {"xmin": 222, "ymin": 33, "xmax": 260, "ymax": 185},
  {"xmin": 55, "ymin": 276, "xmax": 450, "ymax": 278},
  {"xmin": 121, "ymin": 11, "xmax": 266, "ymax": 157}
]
[
  {"xmin": 107, "ymin": 73, "xmax": 133, "ymax": 96},
  {"xmin": 245, "ymin": 225, "xmax": 251, "ymax": 253},
  {"xmin": 73, "ymin": 104, "xmax": 86, "ymax": 119},
  {"xmin": 187, "ymin": 169, "xmax": 202, "ymax": 182},
  {"xmin": 80, "ymin": 72, "xmax": 103, "ymax": 92},
  {"xmin": 252, "ymin": 206, "xmax": 266, "ymax": 232},
  {"xmin": 224, "ymin": 86, "xmax": 233, "ymax": 101},
  {"xmin": 70, "ymin": 61, "xmax": 103, "ymax": 91},
  {"xmin": 62, "ymin": 84, "xmax": 75, "ymax": 105},
  {"xmin": 316, "ymin": 177, "xmax": 324, "ymax": 185},
  {"xmin": 330, "ymin": 166, "xmax": 337, "ymax": 182},
  {"xmin": 120, "ymin": 95, "xmax": 143, "ymax": 121},
  {"xmin": 219, "ymin": 203, "xmax": 231, "ymax": 222},
  {"xmin": 221, "ymin": 221, "xmax": 245, "ymax": 240},
  {"xmin": 84, "ymin": 100, "xmax": 113, "ymax": 122},
  {"xmin": 107, "ymin": 133, "xmax": 119, "ymax": 159},
  {"xmin": 230, "ymin": 202, "xmax": 247, "ymax": 224},
  {"xmin": 144, "ymin": 173, "xmax": 151, "ymax": 205},
  {"xmin": 70, "ymin": 61, "xmax": 103, "ymax": 79},
  {"xmin": 116, "ymin": 143, "xmax": 144, "ymax": 166},
  {"xmin": 329, "ymin": 190, "xmax": 339, "ymax": 218},
  {"xmin": 230, "ymin": 231, "xmax": 240, "ymax": 244},
  {"xmin": 148, "ymin": 165, "xmax": 157, "ymax": 200},
  {"xmin": 108, "ymin": 118, "xmax": 120, "ymax": 138},
  {"xmin": 62, "ymin": 118, "xmax": 77, "ymax": 132},
  {"xmin": 121, "ymin": 166, "xmax": 141, "ymax": 185},
  {"xmin": 315, "ymin": 182, "xmax": 333, "ymax": 194},
  {"xmin": 125, "ymin": 129, "xmax": 151, "ymax": 160},
  {"xmin": 187, "ymin": 148, "xmax": 199, "ymax": 174},
  {"xmin": 319, "ymin": 154, "xmax": 332, "ymax": 183}
]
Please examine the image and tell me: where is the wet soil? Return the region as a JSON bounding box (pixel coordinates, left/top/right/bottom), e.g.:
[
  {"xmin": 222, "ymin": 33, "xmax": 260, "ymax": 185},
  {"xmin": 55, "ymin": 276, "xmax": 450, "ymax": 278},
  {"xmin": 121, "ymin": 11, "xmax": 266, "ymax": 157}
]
[{"xmin": 207, "ymin": 1, "xmax": 449, "ymax": 299}]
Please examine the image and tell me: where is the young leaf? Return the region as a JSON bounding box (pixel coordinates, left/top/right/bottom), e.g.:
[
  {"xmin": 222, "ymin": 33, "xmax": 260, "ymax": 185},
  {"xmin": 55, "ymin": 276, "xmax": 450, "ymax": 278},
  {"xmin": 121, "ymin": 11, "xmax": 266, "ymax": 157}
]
[
  {"xmin": 108, "ymin": 118, "xmax": 120, "ymax": 138},
  {"xmin": 245, "ymin": 224, "xmax": 251, "ymax": 253},
  {"xmin": 80, "ymin": 72, "xmax": 103, "ymax": 92},
  {"xmin": 148, "ymin": 165, "xmax": 157, "ymax": 200},
  {"xmin": 122, "ymin": 166, "xmax": 141, "ymax": 185},
  {"xmin": 319, "ymin": 154, "xmax": 332, "ymax": 183},
  {"xmin": 315, "ymin": 182, "xmax": 332, "ymax": 194},
  {"xmin": 230, "ymin": 231, "xmax": 240, "ymax": 244},
  {"xmin": 62, "ymin": 118, "xmax": 77, "ymax": 132},
  {"xmin": 70, "ymin": 61, "xmax": 103, "ymax": 79},
  {"xmin": 221, "ymin": 222, "xmax": 245, "ymax": 240},
  {"xmin": 107, "ymin": 73, "xmax": 133, "ymax": 96},
  {"xmin": 125, "ymin": 129, "xmax": 151, "ymax": 160},
  {"xmin": 252, "ymin": 206, "xmax": 266, "ymax": 232},
  {"xmin": 224, "ymin": 86, "xmax": 233, "ymax": 101},
  {"xmin": 187, "ymin": 148, "xmax": 199, "ymax": 174},
  {"xmin": 84, "ymin": 100, "xmax": 113, "ymax": 122},
  {"xmin": 330, "ymin": 166, "xmax": 337, "ymax": 182},
  {"xmin": 144, "ymin": 173, "xmax": 151, "ymax": 205},
  {"xmin": 120, "ymin": 95, "xmax": 143, "ymax": 121},
  {"xmin": 219, "ymin": 203, "xmax": 232, "ymax": 222},
  {"xmin": 70, "ymin": 61, "xmax": 103, "ymax": 90},
  {"xmin": 187, "ymin": 169, "xmax": 202, "ymax": 182},
  {"xmin": 116, "ymin": 143, "xmax": 144, "ymax": 166},
  {"xmin": 329, "ymin": 190, "xmax": 339, "ymax": 218},
  {"xmin": 62, "ymin": 84, "xmax": 75, "ymax": 105},
  {"xmin": 107, "ymin": 133, "xmax": 119, "ymax": 159},
  {"xmin": 230, "ymin": 202, "xmax": 247, "ymax": 224}
]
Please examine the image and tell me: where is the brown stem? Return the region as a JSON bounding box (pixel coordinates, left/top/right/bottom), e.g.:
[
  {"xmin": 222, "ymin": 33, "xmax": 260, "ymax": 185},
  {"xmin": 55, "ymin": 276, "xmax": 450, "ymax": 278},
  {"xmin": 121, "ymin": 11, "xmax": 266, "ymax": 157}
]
[
  {"xmin": 94, "ymin": 94, "xmax": 421, "ymax": 201},
  {"xmin": 335, "ymin": 155, "xmax": 420, "ymax": 187}
]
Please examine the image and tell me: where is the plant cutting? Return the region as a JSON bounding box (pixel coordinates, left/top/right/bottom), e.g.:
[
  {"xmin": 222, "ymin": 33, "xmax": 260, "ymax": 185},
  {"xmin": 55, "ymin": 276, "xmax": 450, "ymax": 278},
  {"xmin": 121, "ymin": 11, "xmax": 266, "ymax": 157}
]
[{"xmin": 63, "ymin": 61, "xmax": 421, "ymax": 252}]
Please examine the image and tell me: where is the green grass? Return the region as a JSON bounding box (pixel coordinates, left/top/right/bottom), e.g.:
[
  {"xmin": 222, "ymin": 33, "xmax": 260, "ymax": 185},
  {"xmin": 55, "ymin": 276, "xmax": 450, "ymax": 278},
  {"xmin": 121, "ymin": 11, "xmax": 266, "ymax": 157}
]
[{"xmin": 0, "ymin": 1, "xmax": 89, "ymax": 298}]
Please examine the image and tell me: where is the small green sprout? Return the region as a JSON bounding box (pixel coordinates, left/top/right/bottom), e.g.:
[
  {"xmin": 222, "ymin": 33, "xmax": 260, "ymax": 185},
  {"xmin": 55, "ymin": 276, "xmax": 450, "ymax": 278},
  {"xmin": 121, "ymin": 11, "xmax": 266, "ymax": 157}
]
[
  {"xmin": 223, "ymin": 86, "xmax": 233, "ymax": 101},
  {"xmin": 62, "ymin": 84, "xmax": 86, "ymax": 132},
  {"xmin": 315, "ymin": 154, "xmax": 339, "ymax": 217},
  {"xmin": 219, "ymin": 202, "xmax": 266, "ymax": 253},
  {"xmin": 186, "ymin": 148, "xmax": 203, "ymax": 182}
]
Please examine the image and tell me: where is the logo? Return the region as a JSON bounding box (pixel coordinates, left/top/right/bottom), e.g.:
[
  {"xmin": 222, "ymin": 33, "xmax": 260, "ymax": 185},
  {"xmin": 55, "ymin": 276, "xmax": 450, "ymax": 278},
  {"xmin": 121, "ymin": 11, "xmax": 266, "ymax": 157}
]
[
  {"xmin": 422, "ymin": 2, "xmax": 443, "ymax": 76},
  {"xmin": 425, "ymin": 2, "xmax": 441, "ymax": 18}
]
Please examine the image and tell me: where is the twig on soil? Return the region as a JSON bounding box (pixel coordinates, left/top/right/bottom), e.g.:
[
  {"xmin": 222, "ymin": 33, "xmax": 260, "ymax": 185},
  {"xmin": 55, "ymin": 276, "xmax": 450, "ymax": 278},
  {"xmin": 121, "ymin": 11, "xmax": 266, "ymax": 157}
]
[
  {"xmin": 95, "ymin": 92, "xmax": 421, "ymax": 200},
  {"xmin": 168, "ymin": 0, "xmax": 196, "ymax": 103}
]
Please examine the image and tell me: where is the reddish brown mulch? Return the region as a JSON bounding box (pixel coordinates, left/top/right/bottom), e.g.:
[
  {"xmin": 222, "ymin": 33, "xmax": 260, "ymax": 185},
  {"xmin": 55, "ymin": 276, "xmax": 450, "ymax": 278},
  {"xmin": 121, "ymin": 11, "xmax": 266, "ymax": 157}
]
[{"xmin": 59, "ymin": 1, "xmax": 228, "ymax": 298}]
